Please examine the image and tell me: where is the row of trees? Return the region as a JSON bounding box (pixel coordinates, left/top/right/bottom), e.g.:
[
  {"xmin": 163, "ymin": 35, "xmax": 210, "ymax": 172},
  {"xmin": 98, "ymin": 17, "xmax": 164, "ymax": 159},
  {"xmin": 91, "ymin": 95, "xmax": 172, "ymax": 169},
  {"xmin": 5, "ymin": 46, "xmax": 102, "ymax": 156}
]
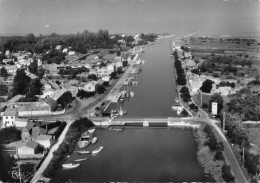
[
  {"xmin": 9, "ymin": 69, "xmax": 43, "ymax": 102},
  {"xmin": 173, "ymin": 51, "xmax": 187, "ymax": 85}
]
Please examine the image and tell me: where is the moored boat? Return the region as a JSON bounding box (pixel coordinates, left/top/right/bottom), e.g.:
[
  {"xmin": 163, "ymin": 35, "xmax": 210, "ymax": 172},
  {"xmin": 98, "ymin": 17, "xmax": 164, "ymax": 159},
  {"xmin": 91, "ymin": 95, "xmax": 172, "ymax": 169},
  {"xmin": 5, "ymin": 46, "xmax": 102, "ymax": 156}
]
[
  {"xmin": 92, "ymin": 137, "xmax": 97, "ymax": 144},
  {"xmin": 88, "ymin": 128, "xmax": 95, "ymax": 134},
  {"xmin": 172, "ymin": 104, "xmax": 180, "ymax": 110},
  {"xmin": 74, "ymin": 158, "xmax": 87, "ymax": 162},
  {"xmin": 130, "ymin": 91, "xmax": 134, "ymax": 97},
  {"xmin": 177, "ymin": 106, "xmax": 184, "ymax": 115},
  {"xmin": 92, "ymin": 146, "xmax": 103, "ymax": 154},
  {"xmin": 78, "ymin": 131, "xmax": 92, "ymax": 148},
  {"xmin": 77, "ymin": 151, "xmax": 90, "ymax": 155},
  {"xmin": 62, "ymin": 163, "xmax": 80, "ymax": 168}
]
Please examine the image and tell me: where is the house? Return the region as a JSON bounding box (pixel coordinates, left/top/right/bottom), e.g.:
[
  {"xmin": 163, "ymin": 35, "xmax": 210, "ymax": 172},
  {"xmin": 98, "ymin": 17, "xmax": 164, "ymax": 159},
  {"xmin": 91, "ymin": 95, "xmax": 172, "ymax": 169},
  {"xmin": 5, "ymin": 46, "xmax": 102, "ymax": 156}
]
[
  {"xmin": 62, "ymin": 48, "xmax": 68, "ymax": 53},
  {"xmin": 102, "ymin": 76, "xmax": 111, "ymax": 82},
  {"xmin": 15, "ymin": 118, "xmax": 29, "ymax": 128},
  {"xmin": 4, "ymin": 65, "xmax": 17, "ymax": 76},
  {"xmin": 41, "ymin": 97, "xmax": 57, "ymax": 111},
  {"xmin": 211, "ymin": 86, "xmax": 234, "ymax": 96},
  {"xmin": 68, "ymin": 51, "xmax": 76, "ymax": 55},
  {"xmin": 107, "ymin": 63, "xmax": 116, "ymax": 73},
  {"xmin": 184, "ymin": 59, "xmax": 196, "ymax": 70},
  {"xmin": 115, "ymin": 56, "xmax": 123, "ymax": 61},
  {"xmin": 97, "ymin": 67, "xmax": 109, "ymax": 77},
  {"xmin": 1, "ymin": 109, "xmax": 17, "ymax": 128},
  {"xmin": 7, "ymin": 94, "xmax": 24, "ymax": 103},
  {"xmin": 18, "ymin": 104, "xmax": 51, "ymax": 117},
  {"xmin": 115, "ymin": 61, "xmax": 123, "ymax": 69},
  {"xmin": 49, "ymin": 88, "xmax": 67, "ymax": 101},
  {"xmin": 21, "ymin": 121, "xmax": 35, "ymax": 142},
  {"xmin": 17, "ymin": 140, "xmax": 40, "ymax": 156},
  {"xmin": 84, "ymin": 81, "xmax": 98, "ymax": 92},
  {"xmin": 35, "ymin": 135, "xmax": 54, "ymax": 149},
  {"xmin": 89, "ymin": 69, "xmax": 98, "ymax": 77},
  {"xmin": 56, "ymin": 45, "xmax": 62, "ymax": 50},
  {"xmin": 188, "ymin": 75, "xmax": 202, "ymax": 93},
  {"xmin": 31, "ymin": 126, "xmax": 47, "ymax": 139},
  {"xmin": 62, "ymin": 85, "xmax": 78, "ymax": 97}
]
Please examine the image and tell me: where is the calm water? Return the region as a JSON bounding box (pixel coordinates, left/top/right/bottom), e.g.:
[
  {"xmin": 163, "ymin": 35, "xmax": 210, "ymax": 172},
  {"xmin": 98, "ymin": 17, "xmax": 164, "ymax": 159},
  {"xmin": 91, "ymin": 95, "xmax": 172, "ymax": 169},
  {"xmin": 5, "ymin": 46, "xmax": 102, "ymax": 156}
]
[
  {"xmin": 53, "ymin": 38, "xmax": 211, "ymax": 182},
  {"xmin": 54, "ymin": 128, "xmax": 211, "ymax": 182},
  {"xmin": 120, "ymin": 37, "xmax": 178, "ymax": 117}
]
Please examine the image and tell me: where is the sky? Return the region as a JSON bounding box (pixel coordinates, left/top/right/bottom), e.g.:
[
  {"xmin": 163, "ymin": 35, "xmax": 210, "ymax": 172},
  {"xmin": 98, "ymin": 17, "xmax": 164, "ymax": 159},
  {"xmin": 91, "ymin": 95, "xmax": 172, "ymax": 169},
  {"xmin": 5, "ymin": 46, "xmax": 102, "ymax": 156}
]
[{"xmin": 0, "ymin": 0, "xmax": 259, "ymax": 36}]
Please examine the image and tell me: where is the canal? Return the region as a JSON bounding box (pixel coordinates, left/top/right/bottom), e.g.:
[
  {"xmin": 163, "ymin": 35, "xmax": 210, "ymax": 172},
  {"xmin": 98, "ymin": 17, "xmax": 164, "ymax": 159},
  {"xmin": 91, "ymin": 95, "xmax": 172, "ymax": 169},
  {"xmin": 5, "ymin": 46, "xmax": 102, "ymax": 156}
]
[
  {"xmin": 53, "ymin": 37, "xmax": 211, "ymax": 182},
  {"xmin": 121, "ymin": 37, "xmax": 178, "ymax": 117}
]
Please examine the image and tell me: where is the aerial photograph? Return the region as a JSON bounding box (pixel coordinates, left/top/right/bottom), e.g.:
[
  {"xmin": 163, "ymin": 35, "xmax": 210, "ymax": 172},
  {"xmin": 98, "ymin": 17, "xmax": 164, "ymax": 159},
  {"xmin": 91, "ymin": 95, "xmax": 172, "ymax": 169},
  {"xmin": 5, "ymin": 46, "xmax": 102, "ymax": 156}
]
[{"xmin": 0, "ymin": 0, "xmax": 260, "ymax": 182}]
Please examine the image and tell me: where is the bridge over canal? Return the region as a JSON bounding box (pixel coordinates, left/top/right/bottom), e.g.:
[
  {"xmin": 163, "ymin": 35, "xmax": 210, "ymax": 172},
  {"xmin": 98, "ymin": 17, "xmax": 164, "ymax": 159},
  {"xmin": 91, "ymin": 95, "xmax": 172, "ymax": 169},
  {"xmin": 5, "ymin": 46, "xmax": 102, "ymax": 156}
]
[{"xmin": 90, "ymin": 117, "xmax": 201, "ymax": 128}]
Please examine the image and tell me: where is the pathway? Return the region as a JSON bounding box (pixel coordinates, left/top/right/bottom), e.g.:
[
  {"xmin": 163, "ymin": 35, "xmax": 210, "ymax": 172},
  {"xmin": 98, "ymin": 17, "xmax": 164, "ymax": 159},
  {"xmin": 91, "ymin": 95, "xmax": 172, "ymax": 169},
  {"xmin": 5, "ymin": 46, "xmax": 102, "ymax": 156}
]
[{"xmin": 30, "ymin": 120, "xmax": 73, "ymax": 183}]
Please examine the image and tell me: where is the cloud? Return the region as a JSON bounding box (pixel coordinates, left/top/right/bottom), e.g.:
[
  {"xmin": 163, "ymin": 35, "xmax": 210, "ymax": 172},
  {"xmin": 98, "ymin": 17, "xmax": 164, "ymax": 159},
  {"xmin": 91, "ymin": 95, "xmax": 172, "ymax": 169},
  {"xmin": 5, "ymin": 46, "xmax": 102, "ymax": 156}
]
[{"xmin": 45, "ymin": 24, "xmax": 50, "ymax": 28}]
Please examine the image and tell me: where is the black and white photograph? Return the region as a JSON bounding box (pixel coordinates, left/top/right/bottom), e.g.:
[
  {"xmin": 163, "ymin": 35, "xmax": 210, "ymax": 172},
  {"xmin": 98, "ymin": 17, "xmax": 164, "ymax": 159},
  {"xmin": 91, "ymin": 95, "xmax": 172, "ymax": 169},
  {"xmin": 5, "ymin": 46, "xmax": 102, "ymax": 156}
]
[{"xmin": 0, "ymin": 0, "xmax": 260, "ymax": 182}]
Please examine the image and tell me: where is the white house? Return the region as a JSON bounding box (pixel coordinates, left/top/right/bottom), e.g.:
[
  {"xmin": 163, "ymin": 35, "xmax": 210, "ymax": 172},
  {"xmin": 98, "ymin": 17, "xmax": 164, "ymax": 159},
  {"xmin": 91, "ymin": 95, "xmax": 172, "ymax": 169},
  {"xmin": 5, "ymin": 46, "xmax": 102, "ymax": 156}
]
[
  {"xmin": 102, "ymin": 76, "xmax": 111, "ymax": 82},
  {"xmin": 68, "ymin": 51, "xmax": 76, "ymax": 55},
  {"xmin": 1, "ymin": 109, "xmax": 17, "ymax": 128},
  {"xmin": 115, "ymin": 61, "xmax": 123, "ymax": 69},
  {"xmin": 17, "ymin": 140, "xmax": 40, "ymax": 156},
  {"xmin": 35, "ymin": 135, "xmax": 54, "ymax": 149},
  {"xmin": 107, "ymin": 63, "xmax": 116, "ymax": 73},
  {"xmin": 84, "ymin": 81, "xmax": 98, "ymax": 92}
]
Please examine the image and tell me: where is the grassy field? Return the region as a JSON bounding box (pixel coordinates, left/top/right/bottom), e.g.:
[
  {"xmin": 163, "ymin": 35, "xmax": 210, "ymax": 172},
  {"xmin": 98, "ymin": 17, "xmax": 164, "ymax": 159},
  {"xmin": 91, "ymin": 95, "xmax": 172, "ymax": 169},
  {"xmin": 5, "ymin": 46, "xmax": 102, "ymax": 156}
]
[{"xmin": 247, "ymin": 127, "xmax": 260, "ymax": 154}]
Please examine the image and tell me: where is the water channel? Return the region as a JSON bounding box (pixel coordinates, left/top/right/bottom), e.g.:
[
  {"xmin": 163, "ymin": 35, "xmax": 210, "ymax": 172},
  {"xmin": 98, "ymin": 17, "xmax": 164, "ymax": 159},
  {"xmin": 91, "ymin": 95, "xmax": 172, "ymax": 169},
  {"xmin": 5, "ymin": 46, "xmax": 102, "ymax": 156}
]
[{"xmin": 53, "ymin": 37, "xmax": 212, "ymax": 182}]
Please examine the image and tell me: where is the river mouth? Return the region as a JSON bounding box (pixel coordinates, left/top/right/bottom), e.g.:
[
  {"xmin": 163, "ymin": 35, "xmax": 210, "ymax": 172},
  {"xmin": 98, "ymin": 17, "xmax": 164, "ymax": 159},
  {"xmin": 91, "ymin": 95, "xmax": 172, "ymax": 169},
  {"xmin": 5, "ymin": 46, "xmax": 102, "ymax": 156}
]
[{"xmin": 53, "ymin": 128, "xmax": 212, "ymax": 182}]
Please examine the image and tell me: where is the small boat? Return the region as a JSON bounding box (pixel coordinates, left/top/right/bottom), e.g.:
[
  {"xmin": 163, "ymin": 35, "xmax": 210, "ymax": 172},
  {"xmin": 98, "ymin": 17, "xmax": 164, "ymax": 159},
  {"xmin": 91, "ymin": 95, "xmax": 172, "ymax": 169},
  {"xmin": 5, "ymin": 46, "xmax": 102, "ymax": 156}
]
[
  {"xmin": 62, "ymin": 163, "xmax": 80, "ymax": 168},
  {"xmin": 92, "ymin": 137, "xmax": 98, "ymax": 144},
  {"xmin": 88, "ymin": 128, "xmax": 95, "ymax": 134},
  {"xmin": 92, "ymin": 146, "xmax": 103, "ymax": 154},
  {"xmin": 130, "ymin": 91, "xmax": 134, "ymax": 97},
  {"xmin": 77, "ymin": 151, "xmax": 90, "ymax": 155},
  {"xmin": 177, "ymin": 107, "xmax": 184, "ymax": 115},
  {"xmin": 74, "ymin": 158, "xmax": 87, "ymax": 162},
  {"xmin": 172, "ymin": 104, "xmax": 180, "ymax": 110},
  {"xmin": 175, "ymin": 98, "xmax": 179, "ymax": 103},
  {"xmin": 78, "ymin": 131, "xmax": 92, "ymax": 148}
]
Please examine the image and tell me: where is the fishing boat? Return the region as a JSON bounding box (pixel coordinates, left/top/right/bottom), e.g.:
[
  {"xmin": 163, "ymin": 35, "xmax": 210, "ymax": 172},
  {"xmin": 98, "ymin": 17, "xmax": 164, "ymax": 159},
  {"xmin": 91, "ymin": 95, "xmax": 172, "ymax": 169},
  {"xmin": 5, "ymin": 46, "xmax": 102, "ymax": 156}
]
[
  {"xmin": 130, "ymin": 91, "xmax": 134, "ymax": 97},
  {"xmin": 74, "ymin": 158, "xmax": 87, "ymax": 162},
  {"xmin": 92, "ymin": 146, "xmax": 103, "ymax": 154},
  {"xmin": 77, "ymin": 151, "xmax": 90, "ymax": 155},
  {"xmin": 77, "ymin": 131, "xmax": 92, "ymax": 148},
  {"xmin": 92, "ymin": 137, "xmax": 97, "ymax": 144},
  {"xmin": 62, "ymin": 163, "xmax": 80, "ymax": 168}
]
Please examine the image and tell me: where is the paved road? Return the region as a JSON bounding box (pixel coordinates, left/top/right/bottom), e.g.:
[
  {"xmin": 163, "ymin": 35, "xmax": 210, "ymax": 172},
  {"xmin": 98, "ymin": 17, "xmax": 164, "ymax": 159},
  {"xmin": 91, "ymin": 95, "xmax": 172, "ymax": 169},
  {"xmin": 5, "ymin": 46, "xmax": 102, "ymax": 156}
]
[
  {"xmin": 31, "ymin": 120, "xmax": 73, "ymax": 183},
  {"xmin": 196, "ymin": 109, "xmax": 248, "ymax": 183}
]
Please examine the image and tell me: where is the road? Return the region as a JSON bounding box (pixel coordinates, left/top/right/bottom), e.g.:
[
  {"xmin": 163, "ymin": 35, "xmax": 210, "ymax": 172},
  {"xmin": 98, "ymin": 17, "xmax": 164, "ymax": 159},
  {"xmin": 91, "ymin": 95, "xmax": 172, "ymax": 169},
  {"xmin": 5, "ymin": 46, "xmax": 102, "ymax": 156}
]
[
  {"xmin": 30, "ymin": 120, "xmax": 73, "ymax": 183},
  {"xmin": 195, "ymin": 109, "xmax": 248, "ymax": 183}
]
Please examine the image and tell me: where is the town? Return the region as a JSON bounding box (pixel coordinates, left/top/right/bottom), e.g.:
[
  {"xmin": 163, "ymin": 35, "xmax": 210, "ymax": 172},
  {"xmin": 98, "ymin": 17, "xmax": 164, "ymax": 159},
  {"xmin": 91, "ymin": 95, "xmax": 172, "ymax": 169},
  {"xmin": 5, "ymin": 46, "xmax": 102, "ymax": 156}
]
[{"xmin": 1, "ymin": 0, "xmax": 260, "ymax": 183}]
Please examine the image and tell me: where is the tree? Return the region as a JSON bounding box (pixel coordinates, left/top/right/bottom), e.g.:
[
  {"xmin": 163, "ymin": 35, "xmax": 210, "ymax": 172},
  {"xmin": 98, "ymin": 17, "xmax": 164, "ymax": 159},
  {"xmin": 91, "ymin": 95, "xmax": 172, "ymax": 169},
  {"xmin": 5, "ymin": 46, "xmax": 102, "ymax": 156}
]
[
  {"xmin": 181, "ymin": 92, "xmax": 191, "ymax": 102},
  {"xmin": 57, "ymin": 91, "xmax": 72, "ymax": 109},
  {"xmin": 244, "ymin": 151, "xmax": 259, "ymax": 175},
  {"xmin": 176, "ymin": 74, "xmax": 186, "ymax": 85},
  {"xmin": 200, "ymin": 79, "xmax": 214, "ymax": 93},
  {"xmin": 28, "ymin": 59, "xmax": 38, "ymax": 74},
  {"xmin": 180, "ymin": 86, "xmax": 189, "ymax": 94},
  {"xmin": 96, "ymin": 85, "xmax": 105, "ymax": 94},
  {"xmin": 0, "ymin": 84, "xmax": 8, "ymax": 96},
  {"xmin": 110, "ymin": 71, "xmax": 117, "ymax": 79},
  {"xmin": 221, "ymin": 164, "xmax": 235, "ymax": 182},
  {"xmin": 0, "ymin": 67, "xmax": 8, "ymax": 78},
  {"xmin": 11, "ymin": 69, "xmax": 30, "ymax": 97}
]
